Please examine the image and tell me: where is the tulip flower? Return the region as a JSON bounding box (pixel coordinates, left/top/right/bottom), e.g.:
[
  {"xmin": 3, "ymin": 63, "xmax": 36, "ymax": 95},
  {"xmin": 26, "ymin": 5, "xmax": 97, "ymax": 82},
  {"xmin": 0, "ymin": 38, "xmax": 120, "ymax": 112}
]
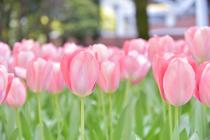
[
  {"xmin": 148, "ymin": 35, "xmax": 189, "ymax": 61},
  {"xmin": 12, "ymin": 39, "xmax": 40, "ymax": 79},
  {"xmin": 152, "ymin": 53, "xmax": 196, "ymax": 106},
  {"xmin": 120, "ymin": 50, "xmax": 150, "ymax": 84},
  {"xmin": 13, "ymin": 39, "xmax": 40, "ymax": 56},
  {"xmin": 0, "ymin": 65, "xmax": 14, "ymax": 104},
  {"xmin": 6, "ymin": 77, "xmax": 26, "ymax": 107},
  {"xmin": 123, "ymin": 38, "xmax": 148, "ymax": 56},
  {"xmin": 47, "ymin": 62, "xmax": 65, "ymax": 94},
  {"xmin": 185, "ymin": 26, "xmax": 210, "ymax": 63},
  {"xmin": 108, "ymin": 47, "xmax": 124, "ymax": 63},
  {"xmin": 61, "ymin": 49, "xmax": 99, "ymax": 140},
  {"xmin": 63, "ymin": 43, "xmax": 80, "ymax": 55},
  {"xmin": 97, "ymin": 60, "xmax": 120, "ymax": 140},
  {"xmin": 98, "ymin": 60, "xmax": 120, "ymax": 93},
  {"xmin": 26, "ymin": 58, "xmax": 54, "ymax": 93},
  {"xmin": 13, "ymin": 51, "xmax": 35, "ymax": 79},
  {"xmin": 26, "ymin": 58, "xmax": 53, "ymax": 140},
  {"xmin": 41, "ymin": 43, "xmax": 57, "ymax": 61},
  {"xmin": 6, "ymin": 77, "xmax": 26, "ymax": 140},
  {"xmin": 91, "ymin": 44, "xmax": 109, "ymax": 62},
  {"xmin": 196, "ymin": 61, "xmax": 210, "ymax": 106},
  {"xmin": 0, "ymin": 42, "xmax": 11, "ymax": 67},
  {"xmin": 148, "ymin": 35, "xmax": 175, "ymax": 61},
  {"xmin": 61, "ymin": 49, "xmax": 99, "ymax": 97}
]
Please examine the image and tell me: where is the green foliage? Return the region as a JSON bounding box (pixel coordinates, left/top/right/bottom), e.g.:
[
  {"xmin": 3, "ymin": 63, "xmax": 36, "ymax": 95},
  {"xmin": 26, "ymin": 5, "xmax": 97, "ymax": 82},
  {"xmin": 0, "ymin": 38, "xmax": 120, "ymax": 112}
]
[
  {"xmin": 0, "ymin": 0, "xmax": 99, "ymax": 44},
  {"xmin": 0, "ymin": 72, "xmax": 210, "ymax": 140}
]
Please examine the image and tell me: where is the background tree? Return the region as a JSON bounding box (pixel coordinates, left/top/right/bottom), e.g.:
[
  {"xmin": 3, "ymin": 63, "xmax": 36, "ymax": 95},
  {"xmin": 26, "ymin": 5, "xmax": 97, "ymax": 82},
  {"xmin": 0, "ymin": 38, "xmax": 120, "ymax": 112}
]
[
  {"xmin": 0, "ymin": 0, "xmax": 99, "ymax": 45},
  {"xmin": 134, "ymin": 0, "xmax": 149, "ymax": 39}
]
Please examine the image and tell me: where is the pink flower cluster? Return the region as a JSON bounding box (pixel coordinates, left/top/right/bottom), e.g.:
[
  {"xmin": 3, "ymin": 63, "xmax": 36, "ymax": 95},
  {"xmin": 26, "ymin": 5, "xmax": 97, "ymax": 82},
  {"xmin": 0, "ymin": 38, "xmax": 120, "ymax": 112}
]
[{"xmin": 0, "ymin": 26, "xmax": 210, "ymax": 108}]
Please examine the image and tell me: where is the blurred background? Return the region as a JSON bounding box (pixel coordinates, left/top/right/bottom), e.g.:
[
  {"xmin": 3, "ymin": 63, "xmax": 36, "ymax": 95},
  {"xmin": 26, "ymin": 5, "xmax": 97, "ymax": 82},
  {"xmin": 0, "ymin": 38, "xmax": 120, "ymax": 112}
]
[{"xmin": 0, "ymin": 0, "xmax": 209, "ymax": 46}]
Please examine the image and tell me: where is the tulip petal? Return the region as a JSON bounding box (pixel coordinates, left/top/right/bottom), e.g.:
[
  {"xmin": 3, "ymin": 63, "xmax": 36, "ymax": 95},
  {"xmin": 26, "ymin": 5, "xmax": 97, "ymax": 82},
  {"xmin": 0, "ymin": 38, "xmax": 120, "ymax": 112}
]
[{"xmin": 163, "ymin": 58, "xmax": 195, "ymax": 106}]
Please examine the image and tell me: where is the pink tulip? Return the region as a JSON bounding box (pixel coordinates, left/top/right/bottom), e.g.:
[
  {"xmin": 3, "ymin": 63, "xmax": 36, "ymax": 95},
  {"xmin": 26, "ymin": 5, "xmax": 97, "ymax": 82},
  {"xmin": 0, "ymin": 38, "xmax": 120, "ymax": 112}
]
[
  {"xmin": 91, "ymin": 44, "xmax": 109, "ymax": 62},
  {"xmin": 47, "ymin": 62, "xmax": 65, "ymax": 94},
  {"xmin": 13, "ymin": 51, "xmax": 35, "ymax": 78},
  {"xmin": 123, "ymin": 38, "xmax": 148, "ymax": 56},
  {"xmin": 6, "ymin": 78, "xmax": 26, "ymax": 107},
  {"xmin": 61, "ymin": 49, "xmax": 99, "ymax": 97},
  {"xmin": 63, "ymin": 43, "xmax": 80, "ymax": 55},
  {"xmin": 26, "ymin": 58, "xmax": 53, "ymax": 93},
  {"xmin": 175, "ymin": 40, "xmax": 190, "ymax": 55},
  {"xmin": 13, "ymin": 39, "xmax": 40, "ymax": 56},
  {"xmin": 185, "ymin": 26, "xmax": 210, "ymax": 63},
  {"xmin": 12, "ymin": 39, "xmax": 40, "ymax": 79},
  {"xmin": 98, "ymin": 60, "xmax": 120, "ymax": 93},
  {"xmin": 195, "ymin": 61, "xmax": 210, "ymax": 106},
  {"xmin": 120, "ymin": 50, "xmax": 150, "ymax": 84},
  {"xmin": 0, "ymin": 42, "xmax": 11, "ymax": 67},
  {"xmin": 41, "ymin": 43, "xmax": 57, "ymax": 61},
  {"xmin": 152, "ymin": 54, "xmax": 196, "ymax": 106},
  {"xmin": 0, "ymin": 65, "xmax": 14, "ymax": 104},
  {"xmin": 108, "ymin": 47, "xmax": 124, "ymax": 63},
  {"xmin": 148, "ymin": 35, "xmax": 174, "ymax": 61},
  {"xmin": 152, "ymin": 53, "xmax": 175, "ymax": 100}
]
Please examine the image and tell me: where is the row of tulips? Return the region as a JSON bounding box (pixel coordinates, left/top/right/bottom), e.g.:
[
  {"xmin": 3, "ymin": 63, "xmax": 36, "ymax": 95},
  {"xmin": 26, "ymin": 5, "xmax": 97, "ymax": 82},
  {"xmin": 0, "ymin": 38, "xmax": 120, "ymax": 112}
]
[{"xmin": 0, "ymin": 26, "xmax": 209, "ymax": 140}]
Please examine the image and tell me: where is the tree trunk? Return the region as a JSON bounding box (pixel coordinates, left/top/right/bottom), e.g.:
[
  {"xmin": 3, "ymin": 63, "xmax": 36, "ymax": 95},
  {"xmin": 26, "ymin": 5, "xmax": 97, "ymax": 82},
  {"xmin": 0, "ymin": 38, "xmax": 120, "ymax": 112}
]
[{"xmin": 134, "ymin": 0, "xmax": 149, "ymax": 39}]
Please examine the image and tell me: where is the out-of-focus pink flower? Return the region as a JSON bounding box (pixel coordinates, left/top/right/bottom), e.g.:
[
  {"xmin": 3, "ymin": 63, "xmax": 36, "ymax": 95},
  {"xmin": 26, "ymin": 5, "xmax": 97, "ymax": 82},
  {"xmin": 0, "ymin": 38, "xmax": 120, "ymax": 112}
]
[
  {"xmin": 108, "ymin": 47, "xmax": 124, "ymax": 63},
  {"xmin": 148, "ymin": 35, "xmax": 177, "ymax": 61},
  {"xmin": 98, "ymin": 60, "xmax": 120, "ymax": 93},
  {"xmin": 152, "ymin": 54, "xmax": 196, "ymax": 106},
  {"xmin": 90, "ymin": 44, "xmax": 109, "ymax": 62},
  {"xmin": 13, "ymin": 39, "xmax": 40, "ymax": 56},
  {"xmin": 26, "ymin": 58, "xmax": 53, "ymax": 93},
  {"xmin": 63, "ymin": 43, "xmax": 80, "ymax": 55},
  {"xmin": 0, "ymin": 65, "xmax": 14, "ymax": 104},
  {"xmin": 13, "ymin": 51, "xmax": 35, "ymax": 79},
  {"xmin": 61, "ymin": 49, "xmax": 99, "ymax": 97},
  {"xmin": 123, "ymin": 38, "xmax": 148, "ymax": 55},
  {"xmin": 6, "ymin": 78, "xmax": 26, "ymax": 107},
  {"xmin": 41, "ymin": 43, "xmax": 57, "ymax": 61},
  {"xmin": 12, "ymin": 39, "xmax": 41, "ymax": 79},
  {"xmin": 0, "ymin": 42, "xmax": 11, "ymax": 67},
  {"xmin": 185, "ymin": 26, "xmax": 210, "ymax": 63},
  {"xmin": 120, "ymin": 50, "xmax": 150, "ymax": 84},
  {"xmin": 47, "ymin": 62, "xmax": 65, "ymax": 94},
  {"xmin": 175, "ymin": 40, "xmax": 190, "ymax": 55}
]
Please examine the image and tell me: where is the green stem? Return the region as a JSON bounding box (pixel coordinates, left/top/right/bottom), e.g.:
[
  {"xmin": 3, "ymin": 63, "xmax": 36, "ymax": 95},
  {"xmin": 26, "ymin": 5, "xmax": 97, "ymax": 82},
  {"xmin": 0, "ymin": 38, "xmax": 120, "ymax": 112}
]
[
  {"xmin": 168, "ymin": 104, "xmax": 173, "ymax": 140},
  {"xmin": 202, "ymin": 105, "xmax": 206, "ymax": 139},
  {"xmin": 15, "ymin": 108, "xmax": 22, "ymax": 140},
  {"xmin": 163, "ymin": 102, "xmax": 166, "ymax": 122},
  {"xmin": 81, "ymin": 97, "xmax": 85, "ymax": 140},
  {"xmin": 36, "ymin": 94, "xmax": 44, "ymax": 140},
  {"xmin": 99, "ymin": 89, "xmax": 106, "ymax": 118},
  {"xmin": 175, "ymin": 107, "xmax": 179, "ymax": 140},
  {"xmin": 109, "ymin": 94, "xmax": 113, "ymax": 140},
  {"xmin": 99, "ymin": 90, "xmax": 108, "ymax": 140},
  {"xmin": 124, "ymin": 81, "xmax": 130, "ymax": 107},
  {"xmin": 54, "ymin": 95, "xmax": 62, "ymax": 140}
]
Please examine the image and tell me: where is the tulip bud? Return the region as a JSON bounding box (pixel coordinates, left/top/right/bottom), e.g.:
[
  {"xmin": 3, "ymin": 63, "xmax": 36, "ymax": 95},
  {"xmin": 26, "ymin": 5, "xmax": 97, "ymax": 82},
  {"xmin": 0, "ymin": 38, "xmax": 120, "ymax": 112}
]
[
  {"xmin": 61, "ymin": 49, "xmax": 99, "ymax": 97},
  {"xmin": 0, "ymin": 65, "xmax": 14, "ymax": 104},
  {"xmin": 47, "ymin": 62, "xmax": 65, "ymax": 94},
  {"xmin": 26, "ymin": 58, "xmax": 53, "ymax": 93},
  {"xmin": 98, "ymin": 60, "xmax": 120, "ymax": 93},
  {"xmin": 6, "ymin": 78, "xmax": 26, "ymax": 107}
]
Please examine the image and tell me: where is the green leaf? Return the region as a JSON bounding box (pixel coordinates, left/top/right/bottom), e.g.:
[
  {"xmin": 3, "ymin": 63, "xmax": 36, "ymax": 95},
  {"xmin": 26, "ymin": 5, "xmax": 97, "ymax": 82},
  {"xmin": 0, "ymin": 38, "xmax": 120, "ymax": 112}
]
[
  {"xmin": 180, "ymin": 129, "xmax": 188, "ymax": 140},
  {"xmin": 8, "ymin": 128, "xmax": 18, "ymax": 140},
  {"xmin": 113, "ymin": 100, "xmax": 136, "ymax": 140},
  {"xmin": 20, "ymin": 111, "xmax": 32, "ymax": 140}
]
